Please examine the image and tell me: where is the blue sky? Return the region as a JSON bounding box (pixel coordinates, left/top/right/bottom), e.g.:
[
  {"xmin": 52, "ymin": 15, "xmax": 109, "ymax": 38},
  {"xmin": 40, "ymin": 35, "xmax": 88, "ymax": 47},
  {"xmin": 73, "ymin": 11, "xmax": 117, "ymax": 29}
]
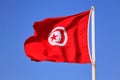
[{"xmin": 0, "ymin": 0, "xmax": 120, "ymax": 80}]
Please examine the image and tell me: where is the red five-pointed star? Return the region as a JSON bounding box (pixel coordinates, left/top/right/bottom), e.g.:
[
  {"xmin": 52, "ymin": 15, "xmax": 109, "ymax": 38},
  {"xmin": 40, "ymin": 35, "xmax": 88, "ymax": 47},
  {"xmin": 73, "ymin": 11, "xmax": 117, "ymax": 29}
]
[{"xmin": 51, "ymin": 34, "xmax": 57, "ymax": 41}]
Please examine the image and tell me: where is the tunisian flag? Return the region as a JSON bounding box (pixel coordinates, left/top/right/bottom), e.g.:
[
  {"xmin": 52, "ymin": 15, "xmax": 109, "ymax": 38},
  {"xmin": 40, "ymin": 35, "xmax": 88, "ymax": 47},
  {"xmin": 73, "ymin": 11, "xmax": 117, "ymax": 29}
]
[{"xmin": 24, "ymin": 10, "xmax": 91, "ymax": 64}]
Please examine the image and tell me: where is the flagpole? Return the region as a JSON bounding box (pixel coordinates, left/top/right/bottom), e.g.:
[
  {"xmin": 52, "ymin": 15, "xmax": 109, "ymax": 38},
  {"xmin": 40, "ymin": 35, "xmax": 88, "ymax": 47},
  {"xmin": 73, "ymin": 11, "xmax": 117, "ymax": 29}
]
[{"xmin": 91, "ymin": 6, "xmax": 96, "ymax": 80}]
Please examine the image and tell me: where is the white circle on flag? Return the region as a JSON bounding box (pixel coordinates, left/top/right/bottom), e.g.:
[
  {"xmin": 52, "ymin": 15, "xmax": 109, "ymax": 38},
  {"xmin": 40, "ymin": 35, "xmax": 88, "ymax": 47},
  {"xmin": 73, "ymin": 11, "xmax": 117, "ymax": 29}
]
[{"xmin": 48, "ymin": 26, "xmax": 68, "ymax": 46}]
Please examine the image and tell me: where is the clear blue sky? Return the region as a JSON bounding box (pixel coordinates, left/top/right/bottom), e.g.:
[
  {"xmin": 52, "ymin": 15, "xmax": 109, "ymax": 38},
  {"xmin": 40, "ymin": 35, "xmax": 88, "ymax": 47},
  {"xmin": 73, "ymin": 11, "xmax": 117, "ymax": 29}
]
[{"xmin": 0, "ymin": 0, "xmax": 120, "ymax": 80}]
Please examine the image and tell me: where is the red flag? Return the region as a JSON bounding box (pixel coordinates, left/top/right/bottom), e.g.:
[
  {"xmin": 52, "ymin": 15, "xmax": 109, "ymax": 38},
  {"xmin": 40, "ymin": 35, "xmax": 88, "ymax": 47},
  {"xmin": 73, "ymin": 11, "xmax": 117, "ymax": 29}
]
[{"xmin": 24, "ymin": 10, "xmax": 91, "ymax": 64}]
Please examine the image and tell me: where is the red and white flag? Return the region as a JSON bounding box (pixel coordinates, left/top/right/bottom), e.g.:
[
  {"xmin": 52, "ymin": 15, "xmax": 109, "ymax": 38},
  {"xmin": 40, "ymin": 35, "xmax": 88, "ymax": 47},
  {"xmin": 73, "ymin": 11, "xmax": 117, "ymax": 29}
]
[{"xmin": 24, "ymin": 10, "xmax": 91, "ymax": 64}]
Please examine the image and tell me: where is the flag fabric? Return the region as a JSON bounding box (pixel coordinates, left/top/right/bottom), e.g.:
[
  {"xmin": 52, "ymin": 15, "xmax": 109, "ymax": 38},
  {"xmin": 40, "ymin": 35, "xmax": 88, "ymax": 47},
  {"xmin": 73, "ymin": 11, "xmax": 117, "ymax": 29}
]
[{"xmin": 24, "ymin": 10, "xmax": 91, "ymax": 64}]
